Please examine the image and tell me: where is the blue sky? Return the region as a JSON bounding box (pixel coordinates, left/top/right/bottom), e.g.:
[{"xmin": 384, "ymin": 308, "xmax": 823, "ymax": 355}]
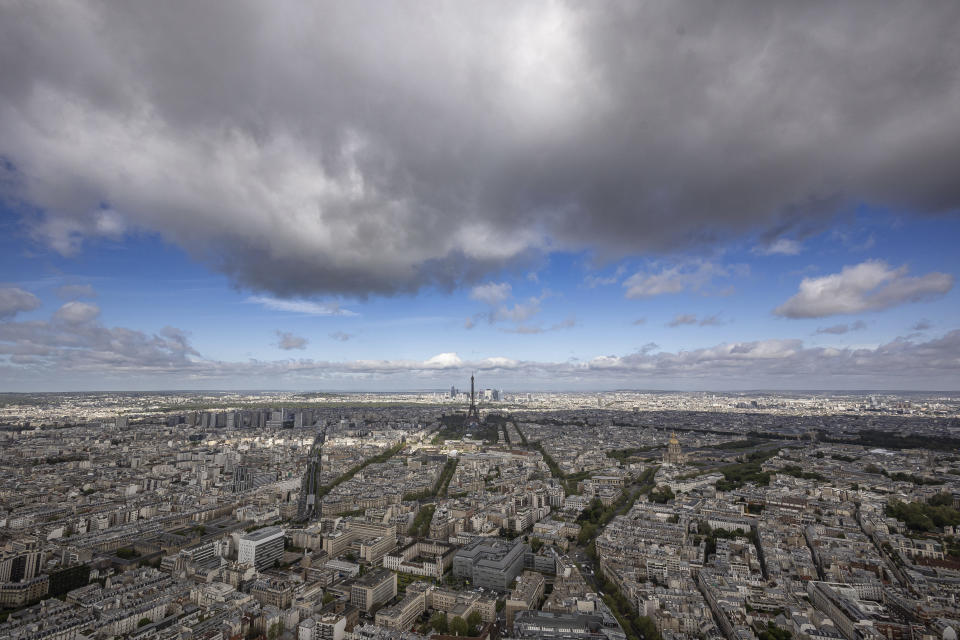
[
  {"xmin": 2, "ymin": 205, "xmax": 957, "ymax": 391},
  {"xmin": 1, "ymin": 2, "xmax": 959, "ymax": 390}
]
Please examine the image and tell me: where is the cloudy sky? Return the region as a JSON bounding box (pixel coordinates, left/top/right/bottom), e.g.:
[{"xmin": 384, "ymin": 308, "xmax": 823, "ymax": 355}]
[{"xmin": 1, "ymin": 1, "xmax": 959, "ymax": 391}]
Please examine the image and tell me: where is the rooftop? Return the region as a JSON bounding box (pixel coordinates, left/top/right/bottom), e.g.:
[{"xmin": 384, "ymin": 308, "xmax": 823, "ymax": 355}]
[{"xmin": 242, "ymin": 526, "xmax": 284, "ymax": 542}]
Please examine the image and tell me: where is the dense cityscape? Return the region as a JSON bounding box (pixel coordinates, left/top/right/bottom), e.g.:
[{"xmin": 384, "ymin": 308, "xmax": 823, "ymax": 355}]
[{"xmin": 0, "ymin": 383, "xmax": 958, "ymax": 640}]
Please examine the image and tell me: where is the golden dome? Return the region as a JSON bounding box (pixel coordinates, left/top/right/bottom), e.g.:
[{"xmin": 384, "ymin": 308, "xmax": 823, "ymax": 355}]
[{"xmin": 669, "ymin": 432, "xmax": 679, "ymax": 445}]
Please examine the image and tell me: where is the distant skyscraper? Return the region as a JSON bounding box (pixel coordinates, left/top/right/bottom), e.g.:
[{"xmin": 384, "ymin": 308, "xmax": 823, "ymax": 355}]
[{"xmin": 295, "ymin": 410, "xmax": 313, "ymax": 428}]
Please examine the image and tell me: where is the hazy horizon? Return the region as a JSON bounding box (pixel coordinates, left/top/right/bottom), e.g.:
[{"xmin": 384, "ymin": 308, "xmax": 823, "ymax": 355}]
[{"xmin": 2, "ymin": 387, "xmax": 958, "ymax": 396}]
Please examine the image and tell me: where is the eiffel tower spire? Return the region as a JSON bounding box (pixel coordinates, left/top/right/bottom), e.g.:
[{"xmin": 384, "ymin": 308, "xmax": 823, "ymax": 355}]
[{"xmin": 465, "ymin": 373, "xmax": 481, "ymax": 428}]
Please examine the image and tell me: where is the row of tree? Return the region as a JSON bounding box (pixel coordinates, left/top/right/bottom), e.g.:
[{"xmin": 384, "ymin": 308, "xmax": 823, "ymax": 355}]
[
  {"xmin": 426, "ymin": 610, "xmax": 483, "ymax": 636},
  {"xmin": 886, "ymin": 499, "xmax": 960, "ymax": 533},
  {"xmin": 410, "ymin": 504, "xmax": 436, "ymax": 538}
]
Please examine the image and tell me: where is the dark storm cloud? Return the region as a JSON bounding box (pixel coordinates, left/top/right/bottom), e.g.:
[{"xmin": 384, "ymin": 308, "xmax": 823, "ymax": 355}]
[{"xmin": 2, "ymin": 1, "xmax": 960, "ymax": 296}]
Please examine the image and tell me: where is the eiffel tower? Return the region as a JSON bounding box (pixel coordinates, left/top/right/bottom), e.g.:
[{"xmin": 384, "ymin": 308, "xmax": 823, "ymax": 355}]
[{"xmin": 464, "ymin": 373, "xmax": 481, "ymax": 429}]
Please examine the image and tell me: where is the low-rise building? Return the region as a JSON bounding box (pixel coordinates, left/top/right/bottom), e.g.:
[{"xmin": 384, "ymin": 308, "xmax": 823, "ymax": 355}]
[
  {"xmin": 375, "ymin": 587, "xmax": 426, "ymax": 631},
  {"xmin": 506, "ymin": 570, "xmax": 545, "ymax": 628},
  {"xmin": 382, "ymin": 540, "xmax": 455, "ymax": 579},
  {"xmin": 251, "ymin": 577, "xmax": 294, "ymax": 609},
  {"xmin": 452, "ymin": 538, "xmax": 527, "ymax": 591}
]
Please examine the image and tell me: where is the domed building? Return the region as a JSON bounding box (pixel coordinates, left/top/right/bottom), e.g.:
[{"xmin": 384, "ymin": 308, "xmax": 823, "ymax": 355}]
[{"xmin": 663, "ymin": 432, "xmax": 687, "ymax": 466}]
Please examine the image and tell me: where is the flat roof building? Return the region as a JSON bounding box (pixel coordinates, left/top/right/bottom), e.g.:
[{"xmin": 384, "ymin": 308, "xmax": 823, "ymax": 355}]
[
  {"xmin": 238, "ymin": 526, "xmax": 284, "ymax": 572},
  {"xmin": 513, "ymin": 610, "xmax": 607, "ymax": 639},
  {"xmin": 506, "ymin": 570, "xmax": 545, "ymax": 628},
  {"xmin": 350, "ymin": 567, "xmax": 397, "ymax": 613},
  {"xmin": 452, "ymin": 538, "xmax": 527, "ymax": 591},
  {"xmin": 374, "ymin": 588, "xmax": 426, "ymax": 631}
]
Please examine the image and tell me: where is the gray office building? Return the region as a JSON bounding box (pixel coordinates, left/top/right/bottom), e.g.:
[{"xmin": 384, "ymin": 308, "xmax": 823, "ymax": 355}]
[{"xmin": 452, "ymin": 538, "xmax": 527, "ymax": 591}]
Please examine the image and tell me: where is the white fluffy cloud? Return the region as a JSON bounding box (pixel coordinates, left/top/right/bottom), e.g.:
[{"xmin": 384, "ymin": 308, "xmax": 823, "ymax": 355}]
[
  {"xmin": 0, "ymin": 287, "xmax": 41, "ymax": 319},
  {"xmin": 421, "ymin": 353, "xmax": 463, "ymax": 368},
  {"xmin": 0, "ymin": 313, "xmax": 198, "ymax": 375},
  {"xmin": 491, "ymin": 299, "xmax": 543, "ymax": 323},
  {"xmin": 624, "ymin": 262, "xmax": 746, "ymax": 298},
  {"xmin": 467, "ymin": 285, "xmax": 550, "ymax": 330},
  {"xmin": 3, "ymin": 326, "xmax": 959, "ymax": 389},
  {"xmin": 754, "ymin": 238, "xmax": 802, "ymax": 255},
  {"xmin": 470, "ymin": 283, "xmax": 512, "ymax": 306},
  {"xmin": 276, "ymin": 331, "xmax": 308, "ymax": 350},
  {"xmin": 3, "ymin": 290, "xmax": 959, "ymax": 388},
  {"xmin": 667, "ymin": 314, "xmax": 698, "ymax": 327},
  {"xmin": 666, "ymin": 313, "xmax": 725, "ymax": 328},
  {"xmin": 775, "ymin": 260, "xmax": 953, "ymax": 318},
  {"xmin": 501, "ymin": 315, "xmax": 576, "ymax": 334},
  {"xmin": 247, "ymin": 297, "xmax": 356, "ymax": 317},
  {"xmin": 816, "ymin": 321, "xmax": 867, "ymax": 335},
  {"xmin": 53, "ymin": 301, "xmax": 100, "ymax": 325}
]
